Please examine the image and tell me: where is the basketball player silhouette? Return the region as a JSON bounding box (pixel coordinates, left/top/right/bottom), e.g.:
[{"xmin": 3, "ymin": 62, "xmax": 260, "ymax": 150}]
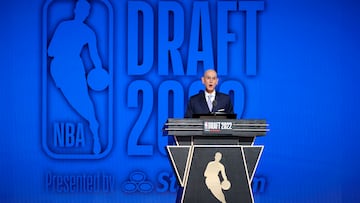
[
  {"xmin": 48, "ymin": 0, "xmax": 105, "ymax": 154},
  {"xmin": 204, "ymin": 152, "xmax": 231, "ymax": 203}
]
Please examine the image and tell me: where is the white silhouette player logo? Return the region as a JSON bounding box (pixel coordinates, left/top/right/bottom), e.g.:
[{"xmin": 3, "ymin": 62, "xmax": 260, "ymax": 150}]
[{"xmin": 204, "ymin": 152, "xmax": 231, "ymax": 203}]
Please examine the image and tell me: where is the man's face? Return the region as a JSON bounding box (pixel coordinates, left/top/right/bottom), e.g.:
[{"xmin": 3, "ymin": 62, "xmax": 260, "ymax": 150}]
[{"xmin": 202, "ymin": 70, "xmax": 218, "ymax": 93}]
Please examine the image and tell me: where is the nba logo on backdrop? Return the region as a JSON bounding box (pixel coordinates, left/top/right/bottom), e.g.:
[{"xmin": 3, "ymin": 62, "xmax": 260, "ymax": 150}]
[{"xmin": 41, "ymin": 0, "xmax": 113, "ymax": 159}]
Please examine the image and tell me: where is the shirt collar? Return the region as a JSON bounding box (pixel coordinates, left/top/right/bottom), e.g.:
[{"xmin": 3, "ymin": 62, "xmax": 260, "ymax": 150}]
[{"xmin": 205, "ymin": 90, "xmax": 216, "ymax": 98}]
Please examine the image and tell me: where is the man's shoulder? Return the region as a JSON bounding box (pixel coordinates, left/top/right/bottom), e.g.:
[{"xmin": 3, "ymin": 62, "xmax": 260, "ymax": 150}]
[
  {"xmin": 190, "ymin": 91, "xmax": 204, "ymax": 99},
  {"xmin": 216, "ymin": 92, "xmax": 230, "ymax": 98}
]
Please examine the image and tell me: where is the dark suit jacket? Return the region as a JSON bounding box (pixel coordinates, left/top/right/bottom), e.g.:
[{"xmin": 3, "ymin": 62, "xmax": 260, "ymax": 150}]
[{"xmin": 185, "ymin": 91, "xmax": 234, "ymax": 118}]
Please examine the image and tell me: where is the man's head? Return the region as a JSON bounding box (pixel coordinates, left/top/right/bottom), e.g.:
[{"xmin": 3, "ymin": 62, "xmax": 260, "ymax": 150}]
[{"xmin": 201, "ymin": 69, "xmax": 219, "ymax": 93}]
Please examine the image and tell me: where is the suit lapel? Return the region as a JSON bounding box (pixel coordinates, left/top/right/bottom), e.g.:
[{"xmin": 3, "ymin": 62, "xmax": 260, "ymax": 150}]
[
  {"xmin": 199, "ymin": 93, "xmax": 210, "ymax": 112},
  {"xmin": 213, "ymin": 94, "xmax": 223, "ymax": 112}
]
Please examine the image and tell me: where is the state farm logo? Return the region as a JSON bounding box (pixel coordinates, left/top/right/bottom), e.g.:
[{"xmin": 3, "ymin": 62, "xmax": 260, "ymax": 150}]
[{"xmin": 41, "ymin": 0, "xmax": 113, "ymax": 159}]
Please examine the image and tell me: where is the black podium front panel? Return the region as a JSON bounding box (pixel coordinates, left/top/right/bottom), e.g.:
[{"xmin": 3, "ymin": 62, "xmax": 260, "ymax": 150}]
[
  {"xmin": 168, "ymin": 145, "xmax": 263, "ymax": 203},
  {"xmin": 165, "ymin": 118, "xmax": 267, "ymax": 203}
]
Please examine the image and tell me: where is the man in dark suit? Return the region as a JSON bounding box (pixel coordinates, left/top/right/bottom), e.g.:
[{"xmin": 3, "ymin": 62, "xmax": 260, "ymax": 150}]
[{"xmin": 185, "ymin": 69, "xmax": 234, "ymax": 118}]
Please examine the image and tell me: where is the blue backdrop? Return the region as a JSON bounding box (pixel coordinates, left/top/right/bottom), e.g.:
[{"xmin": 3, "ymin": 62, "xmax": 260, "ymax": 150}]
[{"xmin": 1, "ymin": 0, "xmax": 360, "ymax": 202}]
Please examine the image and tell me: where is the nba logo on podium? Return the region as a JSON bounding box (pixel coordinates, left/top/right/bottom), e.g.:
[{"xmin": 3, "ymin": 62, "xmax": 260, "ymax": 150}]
[{"xmin": 41, "ymin": 0, "xmax": 113, "ymax": 159}]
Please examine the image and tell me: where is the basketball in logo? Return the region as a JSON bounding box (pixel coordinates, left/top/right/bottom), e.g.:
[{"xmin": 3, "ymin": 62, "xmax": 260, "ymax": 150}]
[
  {"xmin": 87, "ymin": 68, "xmax": 110, "ymax": 91},
  {"xmin": 221, "ymin": 180, "xmax": 231, "ymax": 190}
]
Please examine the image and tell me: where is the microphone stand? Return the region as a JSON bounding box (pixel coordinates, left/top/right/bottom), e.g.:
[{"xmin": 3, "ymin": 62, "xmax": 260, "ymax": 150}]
[{"xmin": 212, "ymin": 100, "xmax": 217, "ymax": 115}]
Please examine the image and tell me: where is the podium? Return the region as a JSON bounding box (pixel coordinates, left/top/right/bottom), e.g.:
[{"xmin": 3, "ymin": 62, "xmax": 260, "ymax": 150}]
[{"xmin": 164, "ymin": 115, "xmax": 268, "ymax": 203}]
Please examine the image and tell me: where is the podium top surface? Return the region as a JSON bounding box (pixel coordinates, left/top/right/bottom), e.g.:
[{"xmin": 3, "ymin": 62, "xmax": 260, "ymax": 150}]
[{"xmin": 163, "ymin": 118, "xmax": 269, "ymax": 137}]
